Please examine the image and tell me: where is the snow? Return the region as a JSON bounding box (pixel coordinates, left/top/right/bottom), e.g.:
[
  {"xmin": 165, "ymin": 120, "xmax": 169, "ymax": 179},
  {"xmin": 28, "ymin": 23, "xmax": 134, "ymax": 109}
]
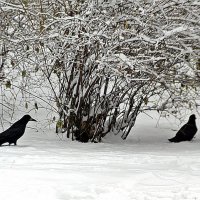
[{"xmin": 0, "ymin": 112, "xmax": 200, "ymax": 199}]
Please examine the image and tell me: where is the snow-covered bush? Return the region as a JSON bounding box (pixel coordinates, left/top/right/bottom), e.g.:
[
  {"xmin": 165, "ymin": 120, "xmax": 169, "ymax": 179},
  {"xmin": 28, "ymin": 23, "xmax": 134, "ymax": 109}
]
[{"xmin": 0, "ymin": 0, "xmax": 199, "ymax": 141}]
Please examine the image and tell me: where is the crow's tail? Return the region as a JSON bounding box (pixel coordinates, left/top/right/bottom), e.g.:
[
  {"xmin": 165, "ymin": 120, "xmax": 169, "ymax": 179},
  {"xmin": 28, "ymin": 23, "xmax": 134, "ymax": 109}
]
[
  {"xmin": 168, "ymin": 138, "xmax": 174, "ymax": 142},
  {"xmin": 0, "ymin": 138, "xmax": 6, "ymax": 146},
  {"xmin": 168, "ymin": 137, "xmax": 180, "ymax": 143}
]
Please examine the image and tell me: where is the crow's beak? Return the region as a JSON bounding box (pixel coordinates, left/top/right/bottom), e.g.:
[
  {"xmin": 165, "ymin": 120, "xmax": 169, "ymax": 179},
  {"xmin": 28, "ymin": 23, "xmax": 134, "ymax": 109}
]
[{"xmin": 30, "ymin": 117, "xmax": 37, "ymax": 122}]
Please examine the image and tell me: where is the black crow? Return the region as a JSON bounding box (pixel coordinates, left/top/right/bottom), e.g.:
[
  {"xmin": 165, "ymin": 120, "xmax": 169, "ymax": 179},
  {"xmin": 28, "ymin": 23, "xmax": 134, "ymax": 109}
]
[
  {"xmin": 168, "ymin": 114, "xmax": 197, "ymax": 142},
  {"xmin": 0, "ymin": 115, "xmax": 36, "ymax": 146}
]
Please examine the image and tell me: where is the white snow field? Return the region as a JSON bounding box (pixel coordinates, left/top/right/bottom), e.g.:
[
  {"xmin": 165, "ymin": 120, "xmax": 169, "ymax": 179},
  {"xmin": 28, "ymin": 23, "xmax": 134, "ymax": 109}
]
[{"xmin": 0, "ymin": 112, "xmax": 200, "ymax": 200}]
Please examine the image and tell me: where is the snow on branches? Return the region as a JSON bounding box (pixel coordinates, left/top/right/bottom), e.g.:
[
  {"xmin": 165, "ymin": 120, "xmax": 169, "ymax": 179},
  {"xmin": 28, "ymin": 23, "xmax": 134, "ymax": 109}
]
[{"xmin": 1, "ymin": 0, "xmax": 200, "ymax": 141}]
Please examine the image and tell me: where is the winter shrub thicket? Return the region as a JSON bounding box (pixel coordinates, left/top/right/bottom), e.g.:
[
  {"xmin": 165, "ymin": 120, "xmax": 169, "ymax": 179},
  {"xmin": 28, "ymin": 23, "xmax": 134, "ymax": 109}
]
[{"xmin": 0, "ymin": 0, "xmax": 200, "ymax": 142}]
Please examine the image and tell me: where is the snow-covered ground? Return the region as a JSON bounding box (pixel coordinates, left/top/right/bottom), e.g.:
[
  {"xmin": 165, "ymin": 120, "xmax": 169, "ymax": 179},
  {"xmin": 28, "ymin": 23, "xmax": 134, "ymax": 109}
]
[{"xmin": 0, "ymin": 112, "xmax": 200, "ymax": 200}]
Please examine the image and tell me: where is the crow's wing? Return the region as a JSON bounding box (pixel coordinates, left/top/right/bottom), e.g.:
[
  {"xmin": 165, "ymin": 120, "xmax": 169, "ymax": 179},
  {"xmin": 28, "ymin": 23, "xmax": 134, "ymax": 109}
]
[
  {"xmin": 176, "ymin": 124, "xmax": 190, "ymax": 135},
  {"xmin": 176, "ymin": 123, "xmax": 197, "ymax": 139},
  {"xmin": 175, "ymin": 124, "xmax": 188, "ymax": 136},
  {"xmin": 0, "ymin": 125, "xmax": 25, "ymax": 142}
]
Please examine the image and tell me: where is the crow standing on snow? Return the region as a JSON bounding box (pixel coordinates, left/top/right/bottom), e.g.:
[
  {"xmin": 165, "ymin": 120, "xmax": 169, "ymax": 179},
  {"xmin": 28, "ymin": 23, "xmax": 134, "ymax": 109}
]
[
  {"xmin": 168, "ymin": 114, "xmax": 197, "ymax": 143},
  {"xmin": 0, "ymin": 115, "xmax": 36, "ymax": 146}
]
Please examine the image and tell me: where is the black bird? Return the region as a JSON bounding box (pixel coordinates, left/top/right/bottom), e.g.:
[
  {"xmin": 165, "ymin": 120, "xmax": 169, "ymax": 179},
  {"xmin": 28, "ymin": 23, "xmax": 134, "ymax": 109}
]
[
  {"xmin": 0, "ymin": 115, "xmax": 36, "ymax": 146},
  {"xmin": 168, "ymin": 114, "xmax": 198, "ymax": 143}
]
